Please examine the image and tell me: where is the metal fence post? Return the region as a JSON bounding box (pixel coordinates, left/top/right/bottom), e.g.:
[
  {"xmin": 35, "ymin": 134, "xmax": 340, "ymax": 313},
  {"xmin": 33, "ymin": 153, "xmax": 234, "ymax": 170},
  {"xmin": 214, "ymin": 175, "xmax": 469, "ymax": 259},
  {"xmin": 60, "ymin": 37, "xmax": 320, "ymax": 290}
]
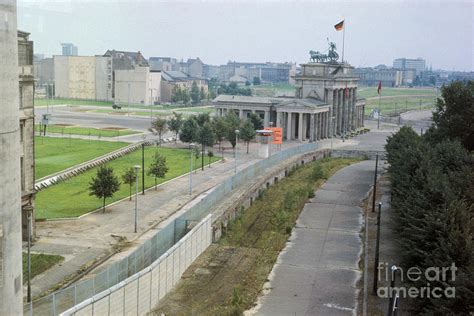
[
  {"xmin": 373, "ymin": 202, "xmax": 382, "ymax": 295},
  {"xmin": 388, "ymin": 265, "xmax": 400, "ymax": 316},
  {"xmin": 52, "ymin": 292, "xmax": 56, "ymax": 316},
  {"xmin": 372, "ymin": 155, "xmax": 379, "ymax": 213}
]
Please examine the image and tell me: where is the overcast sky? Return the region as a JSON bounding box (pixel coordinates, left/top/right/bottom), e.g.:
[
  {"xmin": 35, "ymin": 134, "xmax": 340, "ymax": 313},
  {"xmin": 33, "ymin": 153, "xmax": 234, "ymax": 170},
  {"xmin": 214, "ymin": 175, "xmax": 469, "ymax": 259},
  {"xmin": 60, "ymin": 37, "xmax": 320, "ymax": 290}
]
[{"xmin": 18, "ymin": 0, "xmax": 473, "ymax": 71}]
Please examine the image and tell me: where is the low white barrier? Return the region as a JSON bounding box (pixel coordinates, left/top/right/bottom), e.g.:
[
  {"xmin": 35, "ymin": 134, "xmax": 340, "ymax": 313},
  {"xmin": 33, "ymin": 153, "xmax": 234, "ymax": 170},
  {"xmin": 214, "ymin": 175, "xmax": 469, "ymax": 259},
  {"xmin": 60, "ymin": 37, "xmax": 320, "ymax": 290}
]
[{"xmin": 60, "ymin": 214, "xmax": 212, "ymax": 316}]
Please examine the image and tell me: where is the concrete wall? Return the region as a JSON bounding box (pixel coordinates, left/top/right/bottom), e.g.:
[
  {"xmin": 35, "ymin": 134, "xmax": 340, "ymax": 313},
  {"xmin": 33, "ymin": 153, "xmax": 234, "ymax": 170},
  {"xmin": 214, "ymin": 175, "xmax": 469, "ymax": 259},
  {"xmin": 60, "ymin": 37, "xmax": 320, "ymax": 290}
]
[
  {"xmin": 54, "ymin": 55, "xmax": 70, "ymax": 99},
  {"xmin": 95, "ymin": 56, "xmax": 113, "ymax": 101},
  {"xmin": 68, "ymin": 56, "xmax": 95, "ymax": 99},
  {"xmin": 0, "ymin": 1, "xmax": 24, "ymax": 314},
  {"xmin": 114, "ymin": 67, "xmax": 148, "ymax": 105},
  {"xmin": 115, "ymin": 67, "xmax": 161, "ymax": 105}
]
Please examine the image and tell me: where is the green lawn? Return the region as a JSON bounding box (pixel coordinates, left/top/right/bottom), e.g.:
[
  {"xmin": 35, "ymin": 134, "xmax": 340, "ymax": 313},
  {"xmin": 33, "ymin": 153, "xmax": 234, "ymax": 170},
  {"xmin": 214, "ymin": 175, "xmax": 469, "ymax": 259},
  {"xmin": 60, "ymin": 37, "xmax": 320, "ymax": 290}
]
[
  {"xmin": 251, "ymin": 83, "xmax": 296, "ymax": 97},
  {"xmin": 35, "ymin": 98, "xmax": 176, "ymax": 110},
  {"xmin": 175, "ymin": 107, "xmax": 214, "ymax": 114},
  {"xmin": 35, "ymin": 137, "xmax": 128, "ymax": 179},
  {"xmin": 36, "ymin": 125, "xmax": 141, "ymax": 138},
  {"xmin": 22, "ymin": 253, "xmax": 64, "ymax": 282},
  {"xmin": 364, "ymin": 95, "xmax": 436, "ymax": 115},
  {"xmin": 357, "ymin": 86, "xmax": 437, "ymax": 99},
  {"xmin": 35, "ymin": 98, "xmax": 113, "ymax": 107},
  {"xmin": 35, "ymin": 147, "xmax": 221, "ymax": 219}
]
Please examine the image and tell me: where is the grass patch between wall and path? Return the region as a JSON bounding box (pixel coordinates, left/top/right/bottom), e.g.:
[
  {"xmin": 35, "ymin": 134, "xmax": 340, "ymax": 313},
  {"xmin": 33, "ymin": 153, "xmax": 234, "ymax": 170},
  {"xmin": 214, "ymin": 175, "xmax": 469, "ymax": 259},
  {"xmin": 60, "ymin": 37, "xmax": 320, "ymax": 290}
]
[
  {"xmin": 151, "ymin": 157, "xmax": 363, "ymax": 316},
  {"xmin": 35, "ymin": 146, "xmax": 221, "ymax": 219},
  {"xmin": 35, "ymin": 137, "xmax": 128, "ymax": 179},
  {"xmin": 22, "ymin": 253, "xmax": 64, "ymax": 283}
]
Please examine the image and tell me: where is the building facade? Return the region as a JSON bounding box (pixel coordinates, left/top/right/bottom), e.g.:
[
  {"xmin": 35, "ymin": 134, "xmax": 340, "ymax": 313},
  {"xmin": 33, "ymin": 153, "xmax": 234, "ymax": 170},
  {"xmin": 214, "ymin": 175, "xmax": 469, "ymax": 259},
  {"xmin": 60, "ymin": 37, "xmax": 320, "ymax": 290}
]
[
  {"xmin": 393, "ymin": 58, "xmax": 426, "ymax": 75},
  {"xmin": 214, "ymin": 62, "xmax": 365, "ymax": 141},
  {"xmin": 114, "ymin": 66, "xmax": 161, "ymax": 105},
  {"xmin": 18, "ymin": 31, "xmax": 36, "ymax": 240},
  {"xmin": 160, "ymin": 70, "xmax": 208, "ymax": 103},
  {"xmin": 54, "ymin": 55, "xmax": 113, "ymax": 101},
  {"xmin": 61, "ymin": 42, "xmax": 78, "ymax": 56}
]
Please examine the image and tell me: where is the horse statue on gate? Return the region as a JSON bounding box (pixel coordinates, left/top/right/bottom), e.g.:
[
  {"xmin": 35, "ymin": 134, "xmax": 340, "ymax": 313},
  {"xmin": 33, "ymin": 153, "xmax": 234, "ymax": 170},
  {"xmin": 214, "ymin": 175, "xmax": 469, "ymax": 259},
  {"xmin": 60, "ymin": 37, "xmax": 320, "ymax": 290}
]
[
  {"xmin": 309, "ymin": 39, "xmax": 340, "ymax": 63},
  {"xmin": 327, "ymin": 41, "xmax": 339, "ymax": 62},
  {"xmin": 309, "ymin": 50, "xmax": 327, "ymax": 63}
]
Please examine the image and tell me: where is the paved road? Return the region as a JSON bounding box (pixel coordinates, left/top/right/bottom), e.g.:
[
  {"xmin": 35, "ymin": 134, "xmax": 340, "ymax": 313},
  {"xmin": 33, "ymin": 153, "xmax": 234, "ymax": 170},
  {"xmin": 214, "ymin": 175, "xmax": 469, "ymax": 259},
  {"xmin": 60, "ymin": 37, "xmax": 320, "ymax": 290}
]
[{"xmin": 253, "ymin": 160, "xmax": 376, "ymax": 315}]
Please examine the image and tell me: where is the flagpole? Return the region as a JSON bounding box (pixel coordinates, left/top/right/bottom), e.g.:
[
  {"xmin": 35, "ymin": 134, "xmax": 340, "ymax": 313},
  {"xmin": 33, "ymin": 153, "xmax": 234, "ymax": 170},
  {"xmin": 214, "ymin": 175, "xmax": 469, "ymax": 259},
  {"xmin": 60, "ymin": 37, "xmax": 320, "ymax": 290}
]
[
  {"xmin": 377, "ymin": 88, "xmax": 382, "ymax": 130},
  {"xmin": 342, "ymin": 20, "xmax": 345, "ymax": 63}
]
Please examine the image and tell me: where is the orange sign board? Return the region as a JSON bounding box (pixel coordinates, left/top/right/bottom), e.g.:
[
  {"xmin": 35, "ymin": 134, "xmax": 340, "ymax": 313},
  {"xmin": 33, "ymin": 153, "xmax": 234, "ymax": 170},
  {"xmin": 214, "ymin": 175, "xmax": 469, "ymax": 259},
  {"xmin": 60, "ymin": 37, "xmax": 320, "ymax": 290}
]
[{"xmin": 267, "ymin": 127, "xmax": 283, "ymax": 144}]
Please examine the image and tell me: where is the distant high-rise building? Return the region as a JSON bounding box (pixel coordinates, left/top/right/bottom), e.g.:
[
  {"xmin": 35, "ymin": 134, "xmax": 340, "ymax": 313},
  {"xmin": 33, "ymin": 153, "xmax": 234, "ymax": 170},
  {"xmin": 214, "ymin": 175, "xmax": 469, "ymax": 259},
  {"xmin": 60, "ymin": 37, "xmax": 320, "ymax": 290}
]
[
  {"xmin": 61, "ymin": 42, "xmax": 78, "ymax": 56},
  {"xmin": 393, "ymin": 58, "xmax": 426, "ymax": 75}
]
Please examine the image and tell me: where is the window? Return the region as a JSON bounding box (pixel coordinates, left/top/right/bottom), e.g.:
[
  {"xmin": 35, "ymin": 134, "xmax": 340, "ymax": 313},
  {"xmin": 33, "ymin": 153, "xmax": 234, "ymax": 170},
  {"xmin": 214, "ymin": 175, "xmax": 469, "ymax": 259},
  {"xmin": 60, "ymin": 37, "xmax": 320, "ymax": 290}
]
[
  {"xmin": 19, "ymin": 86, "xmax": 23, "ymax": 108},
  {"xmin": 20, "ymin": 157, "xmax": 25, "ymax": 191},
  {"xmin": 20, "ymin": 121, "xmax": 24, "ymax": 143}
]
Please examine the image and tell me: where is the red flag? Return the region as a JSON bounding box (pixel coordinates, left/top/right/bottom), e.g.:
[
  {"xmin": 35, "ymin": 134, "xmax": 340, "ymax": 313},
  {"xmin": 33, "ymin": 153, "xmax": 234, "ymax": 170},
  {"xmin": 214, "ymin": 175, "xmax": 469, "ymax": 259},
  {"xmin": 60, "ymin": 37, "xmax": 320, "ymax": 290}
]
[
  {"xmin": 334, "ymin": 20, "xmax": 344, "ymax": 31},
  {"xmin": 377, "ymin": 81, "xmax": 382, "ymax": 95}
]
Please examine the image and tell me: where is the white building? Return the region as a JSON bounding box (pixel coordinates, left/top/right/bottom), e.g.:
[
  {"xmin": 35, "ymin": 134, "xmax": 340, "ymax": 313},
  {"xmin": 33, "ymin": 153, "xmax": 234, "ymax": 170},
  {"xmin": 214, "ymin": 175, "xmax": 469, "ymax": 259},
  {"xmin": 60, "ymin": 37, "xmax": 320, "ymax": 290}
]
[
  {"xmin": 114, "ymin": 66, "xmax": 161, "ymax": 105},
  {"xmin": 393, "ymin": 58, "xmax": 426, "ymax": 75}
]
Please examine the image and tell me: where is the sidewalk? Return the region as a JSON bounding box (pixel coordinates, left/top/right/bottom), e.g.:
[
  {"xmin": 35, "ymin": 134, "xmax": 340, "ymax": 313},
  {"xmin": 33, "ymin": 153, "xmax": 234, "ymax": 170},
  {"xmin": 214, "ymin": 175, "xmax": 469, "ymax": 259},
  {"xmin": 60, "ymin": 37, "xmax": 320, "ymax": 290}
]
[{"xmin": 252, "ymin": 160, "xmax": 376, "ymax": 315}]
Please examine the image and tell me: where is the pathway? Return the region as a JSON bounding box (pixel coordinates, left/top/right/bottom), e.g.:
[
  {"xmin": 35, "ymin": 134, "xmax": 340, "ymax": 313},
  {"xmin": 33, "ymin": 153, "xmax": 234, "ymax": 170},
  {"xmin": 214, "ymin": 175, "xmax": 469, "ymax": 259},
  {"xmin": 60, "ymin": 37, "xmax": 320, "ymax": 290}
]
[{"xmin": 253, "ymin": 160, "xmax": 375, "ymax": 315}]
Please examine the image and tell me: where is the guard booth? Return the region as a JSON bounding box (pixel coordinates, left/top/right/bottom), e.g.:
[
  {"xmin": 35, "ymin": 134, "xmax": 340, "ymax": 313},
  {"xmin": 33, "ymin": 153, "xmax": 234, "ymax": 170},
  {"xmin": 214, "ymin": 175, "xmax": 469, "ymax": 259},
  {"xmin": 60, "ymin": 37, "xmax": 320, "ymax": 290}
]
[{"xmin": 256, "ymin": 129, "xmax": 273, "ymax": 158}]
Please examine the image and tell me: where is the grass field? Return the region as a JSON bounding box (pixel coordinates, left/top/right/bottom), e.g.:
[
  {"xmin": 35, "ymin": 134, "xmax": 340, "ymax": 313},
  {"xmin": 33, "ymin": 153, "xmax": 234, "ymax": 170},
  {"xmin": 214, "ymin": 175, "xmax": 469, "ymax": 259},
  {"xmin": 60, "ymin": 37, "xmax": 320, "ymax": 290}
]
[
  {"xmin": 36, "ymin": 125, "xmax": 140, "ymax": 138},
  {"xmin": 35, "ymin": 137, "xmax": 128, "ymax": 179},
  {"xmin": 250, "ymin": 83, "xmax": 295, "ymax": 97},
  {"xmin": 175, "ymin": 107, "xmax": 214, "ymax": 114},
  {"xmin": 35, "ymin": 146, "xmax": 221, "ymax": 219},
  {"xmin": 364, "ymin": 95, "xmax": 436, "ymax": 115},
  {"xmin": 23, "ymin": 253, "xmax": 64, "ymax": 283},
  {"xmin": 152, "ymin": 157, "xmax": 362, "ymax": 315},
  {"xmin": 357, "ymin": 86, "xmax": 437, "ymax": 99},
  {"xmin": 35, "ymin": 98, "xmax": 113, "ymax": 107}
]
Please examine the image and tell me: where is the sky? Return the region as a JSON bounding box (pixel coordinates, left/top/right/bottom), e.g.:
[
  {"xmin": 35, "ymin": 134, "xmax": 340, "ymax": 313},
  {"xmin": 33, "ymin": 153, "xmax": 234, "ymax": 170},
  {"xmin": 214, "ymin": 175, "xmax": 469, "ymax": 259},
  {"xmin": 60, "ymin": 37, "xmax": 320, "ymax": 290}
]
[{"xmin": 17, "ymin": 0, "xmax": 474, "ymax": 71}]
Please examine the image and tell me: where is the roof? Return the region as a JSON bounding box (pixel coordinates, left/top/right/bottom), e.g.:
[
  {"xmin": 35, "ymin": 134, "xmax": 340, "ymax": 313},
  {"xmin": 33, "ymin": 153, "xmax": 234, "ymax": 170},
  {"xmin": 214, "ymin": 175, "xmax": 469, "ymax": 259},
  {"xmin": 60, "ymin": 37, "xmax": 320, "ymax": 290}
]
[
  {"xmin": 276, "ymin": 98, "xmax": 328, "ymax": 109},
  {"xmin": 213, "ymin": 95, "xmax": 293, "ymax": 105},
  {"xmin": 162, "ymin": 70, "xmax": 190, "ymax": 81},
  {"xmin": 104, "ymin": 49, "xmax": 148, "ymax": 66}
]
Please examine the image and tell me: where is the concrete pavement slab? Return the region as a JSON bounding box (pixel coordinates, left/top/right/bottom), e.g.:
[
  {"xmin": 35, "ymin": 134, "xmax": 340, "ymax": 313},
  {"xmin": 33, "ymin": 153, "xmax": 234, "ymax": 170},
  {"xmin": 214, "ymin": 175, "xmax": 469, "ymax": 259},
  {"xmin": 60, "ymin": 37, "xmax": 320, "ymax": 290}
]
[{"xmin": 253, "ymin": 160, "xmax": 375, "ymax": 316}]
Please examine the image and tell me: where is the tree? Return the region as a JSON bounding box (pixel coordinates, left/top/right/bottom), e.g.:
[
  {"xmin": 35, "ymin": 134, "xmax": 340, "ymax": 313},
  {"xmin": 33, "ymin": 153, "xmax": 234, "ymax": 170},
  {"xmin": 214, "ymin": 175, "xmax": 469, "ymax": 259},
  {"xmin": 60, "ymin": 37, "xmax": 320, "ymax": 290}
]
[
  {"xmin": 200, "ymin": 86, "xmax": 207, "ymax": 101},
  {"xmin": 207, "ymin": 151, "xmax": 214, "ymax": 167},
  {"xmin": 191, "ymin": 81, "xmax": 200, "ymax": 104},
  {"xmin": 245, "ymin": 81, "xmax": 251, "ymax": 86},
  {"xmin": 150, "ymin": 117, "xmax": 168, "ymax": 145},
  {"xmin": 168, "ymin": 112, "xmax": 183, "ymax": 143},
  {"xmin": 253, "ymin": 76, "xmax": 261, "ymax": 85},
  {"xmin": 248, "ymin": 112, "xmax": 264, "ymax": 130},
  {"xmin": 121, "ymin": 167, "xmax": 136, "ymax": 201},
  {"xmin": 147, "ymin": 152, "xmax": 169, "ymax": 189},
  {"xmin": 179, "ymin": 117, "xmax": 199, "ymax": 143},
  {"xmin": 196, "ymin": 113, "xmax": 211, "ymax": 127},
  {"xmin": 196, "ymin": 122, "xmax": 216, "ymax": 170},
  {"xmin": 224, "ymin": 111, "xmax": 241, "ymax": 149},
  {"xmin": 428, "ymin": 80, "xmax": 474, "ymax": 151},
  {"xmin": 171, "ymin": 85, "xmax": 182, "ymax": 103},
  {"xmin": 240, "ymin": 119, "xmax": 256, "ymax": 153},
  {"xmin": 193, "ymin": 146, "xmax": 201, "ymax": 171},
  {"xmin": 89, "ymin": 166, "xmax": 120, "ymax": 213},
  {"xmin": 211, "ymin": 116, "xmax": 227, "ymax": 150}
]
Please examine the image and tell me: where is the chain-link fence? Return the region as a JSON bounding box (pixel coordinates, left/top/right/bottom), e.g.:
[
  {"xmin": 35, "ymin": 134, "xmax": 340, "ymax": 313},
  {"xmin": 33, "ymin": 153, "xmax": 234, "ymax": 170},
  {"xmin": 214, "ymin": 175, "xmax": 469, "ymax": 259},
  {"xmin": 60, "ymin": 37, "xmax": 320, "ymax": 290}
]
[
  {"xmin": 25, "ymin": 142, "xmax": 319, "ymax": 316},
  {"xmin": 59, "ymin": 214, "xmax": 212, "ymax": 316}
]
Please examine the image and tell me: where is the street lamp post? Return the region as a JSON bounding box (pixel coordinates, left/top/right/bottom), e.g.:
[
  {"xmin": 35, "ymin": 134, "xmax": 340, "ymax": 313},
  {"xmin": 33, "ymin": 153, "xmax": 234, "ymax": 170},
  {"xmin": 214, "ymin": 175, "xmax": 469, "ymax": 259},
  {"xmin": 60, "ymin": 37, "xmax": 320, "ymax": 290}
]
[
  {"xmin": 149, "ymin": 88, "xmax": 157, "ymax": 121},
  {"xmin": 127, "ymin": 81, "xmax": 131, "ymax": 117},
  {"xmin": 134, "ymin": 165, "xmax": 140, "ymax": 233},
  {"xmin": 331, "ymin": 116, "xmax": 335, "ymax": 152},
  {"xmin": 189, "ymin": 143, "xmax": 195, "ymax": 195},
  {"xmin": 25, "ymin": 206, "xmax": 33, "ymax": 303},
  {"xmin": 234, "ymin": 129, "xmax": 240, "ymax": 174}
]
